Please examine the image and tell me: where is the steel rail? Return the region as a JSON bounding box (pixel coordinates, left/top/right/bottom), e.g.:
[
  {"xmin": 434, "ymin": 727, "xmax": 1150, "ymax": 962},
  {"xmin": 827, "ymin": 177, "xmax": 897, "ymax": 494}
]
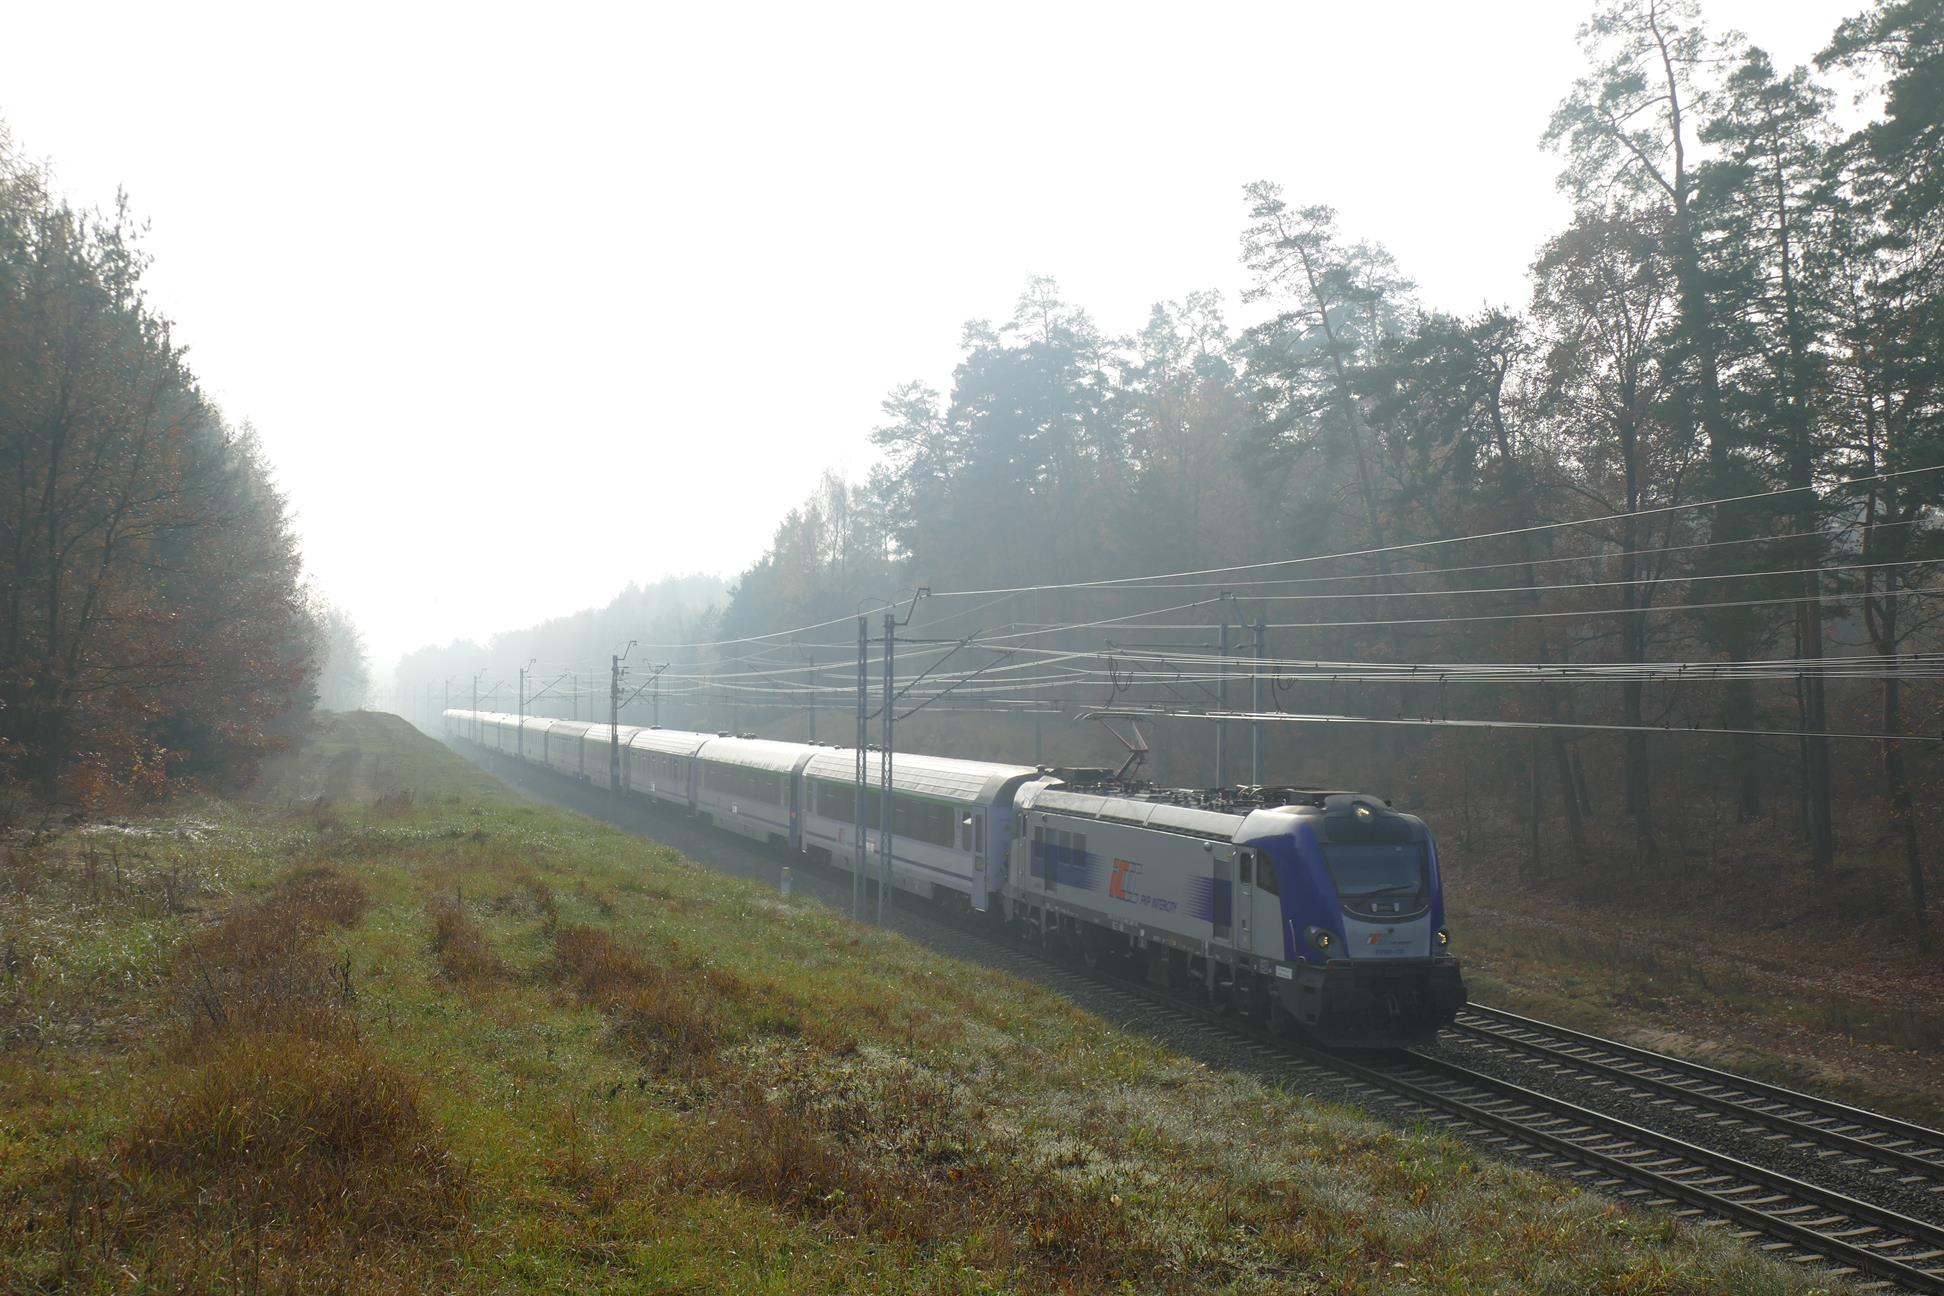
[
  {"xmin": 1446, "ymin": 1014, "xmax": 1944, "ymax": 1182},
  {"xmin": 1328, "ymin": 1047, "xmax": 1944, "ymax": 1294},
  {"xmin": 1464, "ymin": 1004, "xmax": 1944, "ymax": 1172}
]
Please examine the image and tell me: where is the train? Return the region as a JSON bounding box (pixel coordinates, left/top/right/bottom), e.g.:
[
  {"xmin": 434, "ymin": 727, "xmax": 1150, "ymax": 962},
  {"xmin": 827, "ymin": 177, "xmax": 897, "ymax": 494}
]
[{"xmin": 443, "ymin": 709, "xmax": 1466, "ymax": 1045}]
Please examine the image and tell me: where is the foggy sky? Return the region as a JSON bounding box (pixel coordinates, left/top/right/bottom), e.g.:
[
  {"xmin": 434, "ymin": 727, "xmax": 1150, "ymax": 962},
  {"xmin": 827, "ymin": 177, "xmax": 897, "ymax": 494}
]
[{"xmin": 4, "ymin": 1, "xmax": 1848, "ymax": 684}]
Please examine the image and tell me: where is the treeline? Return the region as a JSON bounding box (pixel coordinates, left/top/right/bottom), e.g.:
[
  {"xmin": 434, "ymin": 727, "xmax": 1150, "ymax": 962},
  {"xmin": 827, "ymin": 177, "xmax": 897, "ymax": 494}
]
[
  {"xmin": 395, "ymin": 574, "xmax": 728, "ymax": 729},
  {"xmin": 701, "ymin": 1, "xmax": 1942, "ymax": 916},
  {"xmin": 0, "ymin": 131, "xmax": 319, "ymax": 804}
]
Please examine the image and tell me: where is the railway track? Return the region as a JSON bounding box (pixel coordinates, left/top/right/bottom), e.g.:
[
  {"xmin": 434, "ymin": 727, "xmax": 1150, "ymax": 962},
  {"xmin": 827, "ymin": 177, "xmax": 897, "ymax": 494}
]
[
  {"xmin": 475, "ymin": 750, "xmax": 1944, "ymax": 1293},
  {"xmin": 1448, "ymin": 1005, "xmax": 1944, "ymax": 1186}
]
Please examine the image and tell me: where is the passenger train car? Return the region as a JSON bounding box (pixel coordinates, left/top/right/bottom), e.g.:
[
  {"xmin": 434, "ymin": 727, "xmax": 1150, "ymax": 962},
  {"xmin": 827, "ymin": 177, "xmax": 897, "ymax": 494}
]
[
  {"xmin": 442, "ymin": 708, "xmax": 1464, "ymax": 1044},
  {"xmin": 795, "ymin": 747, "xmax": 1040, "ymax": 914}
]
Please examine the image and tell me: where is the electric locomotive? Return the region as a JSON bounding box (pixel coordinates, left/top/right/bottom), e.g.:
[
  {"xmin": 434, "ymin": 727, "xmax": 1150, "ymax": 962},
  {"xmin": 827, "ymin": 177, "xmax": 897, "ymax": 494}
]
[{"xmin": 1003, "ymin": 778, "xmax": 1465, "ymax": 1045}]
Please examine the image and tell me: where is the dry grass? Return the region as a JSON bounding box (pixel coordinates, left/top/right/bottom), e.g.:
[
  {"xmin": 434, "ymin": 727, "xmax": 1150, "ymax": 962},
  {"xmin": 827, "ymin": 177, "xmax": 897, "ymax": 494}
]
[
  {"xmin": 428, "ymin": 897, "xmax": 510, "ymax": 984},
  {"xmin": 551, "ymin": 924, "xmax": 737, "ymax": 1073},
  {"xmin": 370, "ymin": 788, "xmax": 416, "ymax": 817},
  {"xmin": 126, "ymin": 1028, "xmax": 468, "ymax": 1234},
  {"xmin": 279, "ymin": 865, "xmax": 371, "ymax": 928},
  {"xmin": 173, "ymin": 867, "xmax": 366, "ymax": 1041},
  {"xmin": 516, "ymin": 870, "xmax": 559, "ymax": 932},
  {"xmin": 675, "ymin": 1043, "xmax": 1157, "ymax": 1286}
]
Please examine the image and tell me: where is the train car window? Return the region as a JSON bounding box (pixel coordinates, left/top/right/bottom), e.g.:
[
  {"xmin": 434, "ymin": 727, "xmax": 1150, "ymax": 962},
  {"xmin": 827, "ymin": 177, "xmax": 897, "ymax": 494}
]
[
  {"xmin": 975, "ymin": 814, "xmax": 985, "ymax": 856},
  {"xmin": 1238, "ymin": 855, "xmax": 1253, "ymax": 885}
]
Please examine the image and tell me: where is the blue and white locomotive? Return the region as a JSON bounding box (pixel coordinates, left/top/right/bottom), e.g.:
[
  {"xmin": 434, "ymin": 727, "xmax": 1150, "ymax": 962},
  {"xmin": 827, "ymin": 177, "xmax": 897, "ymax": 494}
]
[
  {"xmin": 1007, "ymin": 778, "xmax": 1464, "ymax": 1044},
  {"xmin": 442, "ymin": 709, "xmax": 1465, "ymax": 1045}
]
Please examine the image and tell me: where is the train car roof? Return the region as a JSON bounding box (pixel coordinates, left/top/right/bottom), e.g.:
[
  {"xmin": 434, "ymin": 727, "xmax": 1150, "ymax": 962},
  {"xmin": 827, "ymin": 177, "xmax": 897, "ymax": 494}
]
[
  {"xmin": 625, "ymin": 727, "xmax": 713, "ymax": 757},
  {"xmin": 800, "ymin": 748, "xmax": 1042, "ymax": 806},
  {"xmin": 695, "ymin": 735, "xmax": 819, "ymax": 774},
  {"xmin": 1017, "ymin": 782, "xmax": 1247, "ymax": 842}
]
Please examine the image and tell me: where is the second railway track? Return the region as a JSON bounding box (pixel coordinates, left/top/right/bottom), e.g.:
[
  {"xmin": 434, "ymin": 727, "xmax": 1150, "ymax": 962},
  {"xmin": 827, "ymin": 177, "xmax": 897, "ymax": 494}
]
[{"xmin": 1447, "ymin": 1005, "xmax": 1944, "ymax": 1184}]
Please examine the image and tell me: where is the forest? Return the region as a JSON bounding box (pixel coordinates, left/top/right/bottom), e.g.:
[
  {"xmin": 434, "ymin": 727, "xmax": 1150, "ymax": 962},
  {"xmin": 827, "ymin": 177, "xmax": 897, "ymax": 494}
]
[
  {"xmin": 0, "ymin": 132, "xmax": 336, "ymax": 809},
  {"xmin": 404, "ymin": 0, "xmax": 1944, "ymax": 930}
]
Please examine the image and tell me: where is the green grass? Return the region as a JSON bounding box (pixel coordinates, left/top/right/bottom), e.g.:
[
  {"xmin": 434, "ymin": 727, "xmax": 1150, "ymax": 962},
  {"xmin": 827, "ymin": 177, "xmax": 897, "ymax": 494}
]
[{"xmin": 0, "ymin": 712, "xmax": 1862, "ymax": 1293}]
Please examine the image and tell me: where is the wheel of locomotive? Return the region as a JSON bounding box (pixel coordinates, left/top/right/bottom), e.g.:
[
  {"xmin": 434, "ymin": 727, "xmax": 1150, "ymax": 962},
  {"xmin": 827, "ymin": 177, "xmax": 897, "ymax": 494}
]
[{"xmin": 1207, "ymin": 970, "xmax": 1233, "ymax": 1016}]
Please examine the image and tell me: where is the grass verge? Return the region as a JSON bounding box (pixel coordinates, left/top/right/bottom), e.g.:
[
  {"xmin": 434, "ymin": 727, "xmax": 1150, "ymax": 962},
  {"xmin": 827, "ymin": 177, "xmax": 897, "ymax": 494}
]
[{"xmin": 0, "ymin": 712, "xmax": 1862, "ymax": 1293}]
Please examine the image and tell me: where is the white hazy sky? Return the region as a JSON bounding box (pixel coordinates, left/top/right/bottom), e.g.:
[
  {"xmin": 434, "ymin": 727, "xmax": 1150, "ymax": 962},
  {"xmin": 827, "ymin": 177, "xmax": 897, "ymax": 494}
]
[{"xmin": 4, "ymin": 0, "xmax": 1850, "ymax": 682}]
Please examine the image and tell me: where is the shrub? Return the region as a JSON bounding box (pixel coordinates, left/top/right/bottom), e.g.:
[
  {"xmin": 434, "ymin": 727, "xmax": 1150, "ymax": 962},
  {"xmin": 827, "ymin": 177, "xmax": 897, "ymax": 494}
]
[
  {"xmin": 429, "ymin": 899, "xmax": 509, "ymax": 983},
  {"xmin": 125, "ymin": 1029, "xmax": 467, "ymax": 1234},
  {"xmin": 172, "ymin": 868, "xmax": 366, "ymax": 1040},
  {"xmin": 279, "ymin": 866, "xmax": 370, "ymax": 929},
  {"xmin": 551, "ymin": 924, "xmax": 736, "ymax": 1074}
]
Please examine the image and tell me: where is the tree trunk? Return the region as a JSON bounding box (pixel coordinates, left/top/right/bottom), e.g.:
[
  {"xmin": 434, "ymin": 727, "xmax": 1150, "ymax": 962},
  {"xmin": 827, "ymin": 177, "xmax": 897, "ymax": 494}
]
[
  {"xmin": 1881, "ymin": 665, "xmax": 1928, "ymax": 946},
  {"xmin": 1773, "ymin": 141, "xmax": 1834, "ymax": 873},
  {"xmin": 1527, "ymin": 731, "xmax": 1544, "ymax": 881},
  {"xmin": 1616, "ymin": 409, "xmax": 1657, "ymax": 864},
  {"xmin": 1551, "ymin": 731, "xmax": 1586, "ymax": 868}
]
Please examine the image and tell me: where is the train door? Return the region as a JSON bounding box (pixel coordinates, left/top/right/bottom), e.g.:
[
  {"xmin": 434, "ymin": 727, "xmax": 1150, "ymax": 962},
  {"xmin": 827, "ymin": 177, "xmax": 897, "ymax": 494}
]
[
  {"xmin": 1238, "ymin": 847, "xmax": 1284, "ymax": 959},
  {"xmin": 788, "ymin": 772, "xmax": 802, "ymax": 851},
  {"xmin": 1235, "ymin": 848, "xmax": 1257, "ymax": 952},
  {"xmin": 1212, "ymin": 848, "xmax": 1234, "ymax": 945},
  {"xmin": 966, "ymin": 811, "xmax": 987, "ymax": 911}
]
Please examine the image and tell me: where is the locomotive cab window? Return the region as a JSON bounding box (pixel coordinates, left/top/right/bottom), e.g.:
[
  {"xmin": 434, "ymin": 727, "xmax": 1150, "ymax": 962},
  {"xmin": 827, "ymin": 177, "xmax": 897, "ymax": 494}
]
[
  {"xmin": 1256, "ymin": 855, "xmax": 1280, "ymax": 894},
  {"xmin": 1322, "ymin": 843, "xmax": 1428, "ymax": 912}
]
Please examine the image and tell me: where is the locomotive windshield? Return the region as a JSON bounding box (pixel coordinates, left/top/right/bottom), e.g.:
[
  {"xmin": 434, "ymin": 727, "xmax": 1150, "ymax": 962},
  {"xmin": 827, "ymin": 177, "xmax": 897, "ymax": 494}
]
[{"xmin": 1322, "ymin": 843, "xmax": 1428, "ymax": 911}]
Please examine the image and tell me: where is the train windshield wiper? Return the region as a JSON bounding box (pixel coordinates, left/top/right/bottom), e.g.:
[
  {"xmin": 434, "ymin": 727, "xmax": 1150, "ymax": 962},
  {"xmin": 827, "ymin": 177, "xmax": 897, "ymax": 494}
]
[{"xmin": 1347, "ymin": 883, "xmax": 1423, "ymax": 898}]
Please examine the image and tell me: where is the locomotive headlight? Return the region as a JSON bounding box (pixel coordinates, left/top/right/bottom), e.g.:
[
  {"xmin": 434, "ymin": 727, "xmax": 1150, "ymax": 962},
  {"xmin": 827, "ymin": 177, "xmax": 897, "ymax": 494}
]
[
  {"xmin": 1436, "ymin": 928, "xmax": 1450, "ymax": 948},
  {"xmin": 1304, "ymin": 925, "xmax": 1335, "ymax": 953}
]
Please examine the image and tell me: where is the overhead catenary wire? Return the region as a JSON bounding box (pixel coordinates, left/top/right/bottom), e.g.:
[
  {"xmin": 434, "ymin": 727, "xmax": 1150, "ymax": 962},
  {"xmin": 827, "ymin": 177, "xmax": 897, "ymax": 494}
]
[
  {"xmin": 613, "ymin": 551, "xmax": 1941, "ymax": 687},
  {"xmin": 1078, "ymin": 707, "xmax": 1944, "ymax": 745},
  {"xmin": 508, "ymin": 616, "xmax": 1944, "ymax": 719},
  {"xmin": 615, "ymin": 462, "xmax": 1944, "ymax": 653}
]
